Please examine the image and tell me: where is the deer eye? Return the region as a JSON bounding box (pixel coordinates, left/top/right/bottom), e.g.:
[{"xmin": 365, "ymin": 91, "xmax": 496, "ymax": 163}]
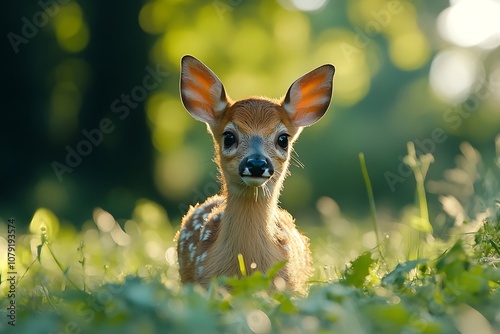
[
  {"xmin": 223, "ymin": 132, "xmax": 237, "ymax": 149},
  {"xmin": 277, "ymin": 134, "xmax": 289, "ymax": 150}
]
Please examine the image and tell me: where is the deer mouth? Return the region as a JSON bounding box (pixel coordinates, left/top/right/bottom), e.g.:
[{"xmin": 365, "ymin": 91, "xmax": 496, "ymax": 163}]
[{"xmin": 240, "ymin": 174, "xmax": 271, "ymax": 187}]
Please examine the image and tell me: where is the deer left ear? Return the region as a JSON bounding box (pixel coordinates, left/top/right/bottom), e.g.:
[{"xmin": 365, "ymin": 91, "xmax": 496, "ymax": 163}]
[
  {"xmin": 282, "ymin": 64, "xmax": 335, "ymax": 127},
  {"xmin": 180, "ymin": 55, "xmax": 229, "ymax": 126}
]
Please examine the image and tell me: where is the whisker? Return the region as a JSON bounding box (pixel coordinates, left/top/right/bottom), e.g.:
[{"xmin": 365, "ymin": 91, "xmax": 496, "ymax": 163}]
[
  {"xmin": 264, "ymin": 183, "xmax": 271, "ymax": 198},
  {"xmin": 291, "ymin": 149, "xmax": 305, "ymax": 169}
]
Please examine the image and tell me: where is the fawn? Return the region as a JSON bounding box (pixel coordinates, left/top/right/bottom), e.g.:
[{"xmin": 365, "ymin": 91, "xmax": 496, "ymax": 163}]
[{"xmin": 175, "ymin": 55, "xmax": 335, "ymax": 293}]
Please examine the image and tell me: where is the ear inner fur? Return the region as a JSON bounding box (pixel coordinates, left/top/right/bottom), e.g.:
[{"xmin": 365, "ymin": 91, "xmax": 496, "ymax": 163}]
[
  {"xmin": 282, "ymin": 64, "xmax": 335, "ymax": 127},
  {"xmin": 180, "ymin": 55, "xmax": 229, "ymax": 124}
]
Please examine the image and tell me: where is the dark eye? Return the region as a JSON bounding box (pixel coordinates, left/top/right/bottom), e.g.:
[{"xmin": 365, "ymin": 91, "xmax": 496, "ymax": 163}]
[
  {"xmin": 223, "ymin": 132, "xmax": 237, "ymax": 148},
  {"xmin": 277, "ymin": 134, "xmax": 289, "ymax": 150}
]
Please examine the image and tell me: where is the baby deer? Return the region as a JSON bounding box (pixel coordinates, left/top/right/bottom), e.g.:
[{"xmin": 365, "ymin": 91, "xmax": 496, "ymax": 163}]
[{"xmin": 175, "ymin": 55, "xmax": 335, "ymax": 293}]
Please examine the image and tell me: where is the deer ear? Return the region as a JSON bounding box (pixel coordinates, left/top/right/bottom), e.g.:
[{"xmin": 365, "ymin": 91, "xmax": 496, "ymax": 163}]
[
  {"xmin": 180, "ymin": 55, "xmax": 229, "ymax": 125},
  {"xmin": 282, "ymin": 64, "xmax": 335, "ymax": 127}
]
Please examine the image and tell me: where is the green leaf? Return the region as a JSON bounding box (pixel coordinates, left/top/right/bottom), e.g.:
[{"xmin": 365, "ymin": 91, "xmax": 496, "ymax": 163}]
[
  {"xmin": 436, "ymin": 240, "xmax": 468, "ymax": 279},
  {"xmin": 343, "ymin": 252, "xmax": 374, "ymax": 288},
  {"xmin": 456, "ymin": 269, "xmax": 489, "ymax": 295},
  {"xmin": 363, "ymin": 303, "xmax": 410, "ymax": 328},
  {"xmin": 483, "ymin": 267, "xmax": 500, "ymax": 283},
  {"xmin": 382, "ymin": 259, "xmax": 428, "ymax": 287},
  {"xmin": 266, "ymin": 260, "xmax": 287, "ymax": 280}
]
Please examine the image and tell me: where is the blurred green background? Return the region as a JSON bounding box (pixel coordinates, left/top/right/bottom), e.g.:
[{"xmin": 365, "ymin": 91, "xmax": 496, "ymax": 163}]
[{"xmin": 3, "ymin": 0, "xmax": 500, "ymax": 229}]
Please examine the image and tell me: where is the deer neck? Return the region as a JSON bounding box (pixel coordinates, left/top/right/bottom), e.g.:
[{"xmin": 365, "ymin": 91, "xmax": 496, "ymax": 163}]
[{"xmin": 214, "ymin": 185, "xmax": 281, "ymax": 263}]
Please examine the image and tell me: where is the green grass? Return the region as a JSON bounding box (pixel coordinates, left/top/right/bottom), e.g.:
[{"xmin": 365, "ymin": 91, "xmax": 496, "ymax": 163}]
[{"xmin": 1, "ymin": 143, "xmax": 500, "ymax": 334}]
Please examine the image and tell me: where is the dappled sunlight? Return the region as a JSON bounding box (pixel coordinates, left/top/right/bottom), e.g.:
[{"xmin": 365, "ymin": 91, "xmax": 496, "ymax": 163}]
[
  {"xmin": 53, "ymin": 2, "xmax": 89, "ymax": 52},
  {"xmin": 162, "ymin": 28, "xmax": 213, "ymax": 67},
  {"xmin": 438, "ymin": 0, "xmax": 500, "ymax": 49},
  {"xmin": 138, "ymin": 1, "xmax": 172, "ymax": 34},
  {"xmin": 313, "ymin": 29, "xmax": 371, "ymax": 106},
  {"xmin": 29, "ymin": 208, "xmax": 60, "ymax": 238},
  {"xmin": 154, "ymin": 148, "xmax": 205, "ymax": 200},
  {"xmin": 388, "ymin": 31, "xmax": 429, "ymax": 71},
  {"xmin": 429, "ymin": 48, "xmax": 479, "ymax": 103},
  {"xmin": 273, "ymin": 10, "xmax": 310, "ymax": 52},
  {"xmin": 93, "ymin": 208, "xmax": 116, "ymax": 232},
  {"xmin": 227, "ymin": 22, "xmax": 271, "ymax": 67},
  {"xmin": 439, "ymin": 195, "xmax": 466, "ymax": 227},
  {"xmin": 224, "ymin": 69, "xmax": 270, "ymax": 99},
  {"xmin": 282, "ymin": 0, "xmax": 329, "ymax": 12},
  {"xmin": 347, "ymin": 0, "xmax": 429, "ymax": 71},
  {"xmin": 135, "ymin": 0, "xmax": 499, "ymax": 220},
  {"xmin": 7, "ymin": 200, "xmax": 177, "ymax": 291},
  {"xmin": 146, "ymin": 93, "xmax": 191, "ymax": 153},
  {"xmin": 133, "ymin": 198, "xmax": 171, "ymax": 229},
  {"xmin": 4, "ymin": 0, "xmax": 500, "ymax": 330}
]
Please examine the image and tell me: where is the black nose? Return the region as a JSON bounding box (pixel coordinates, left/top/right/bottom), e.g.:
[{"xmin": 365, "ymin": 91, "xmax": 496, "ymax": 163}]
[{"xmin": 239, "ymin": 154, "xmax": 274, "ymax": 177}]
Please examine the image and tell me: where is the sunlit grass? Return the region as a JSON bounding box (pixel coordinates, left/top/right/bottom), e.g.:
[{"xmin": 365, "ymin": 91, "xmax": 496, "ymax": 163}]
[{"xmin": 1, "ymin": 142, "xmax": 499, "ymax": 333}]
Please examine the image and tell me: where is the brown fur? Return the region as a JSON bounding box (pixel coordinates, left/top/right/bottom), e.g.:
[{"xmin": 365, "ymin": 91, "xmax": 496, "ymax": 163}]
[{"xmin": 175, "ymin": 56, "xmax": 334, "ymax": 294}]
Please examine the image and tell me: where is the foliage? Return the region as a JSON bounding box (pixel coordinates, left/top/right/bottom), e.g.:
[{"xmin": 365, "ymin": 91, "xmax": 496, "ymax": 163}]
[
  {"xmin": 1, "ymin": 212, "xmax": 500, "ymax": 333},
  {"xmin": 1, "ymin": 142, "xmax": 500, "ymax": 333},
  {"xmin": 4, "ymin": 1, "xmax": 500, "ymax": 332}
]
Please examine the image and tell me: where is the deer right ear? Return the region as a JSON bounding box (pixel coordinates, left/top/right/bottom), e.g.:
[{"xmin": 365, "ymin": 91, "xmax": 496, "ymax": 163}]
[
  {"xmin": 180, "ymin": 55, "xmax": 229, "ymax": 125},
  {"xmin": 283, "ymin": 64, "xmax": 335, "ymax": 127}
]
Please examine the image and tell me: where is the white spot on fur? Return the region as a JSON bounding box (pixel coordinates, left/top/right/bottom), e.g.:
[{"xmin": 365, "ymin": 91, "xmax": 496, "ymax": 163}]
[
  {"xmin": 196, "ymin": 266, "xmax": 204, "ymax": 277},
  {"xmin": 202, "ymin": 213, "xmax": 209, "ymax": 221},
  {"xmin": 194, "ymin": 207, "xmax": 205, "ymax": 217},
  {"xmin": 202, "ymin": 229, "xmax": 212, "ymax": 241},
  {"xmin": 196, "ymin": 252, "xmax": 207, "ymax": 265},
  {"xmin": 188, "ymin": 243, "xmax": 196, "ymax": 262},
  {"xmin": 262, "ymin": 169, "xmax": 271, "ymax": 177},
  {"xmin": 181, "ymin": 230, "xmax": 193, "ymax": 241},
  {"xmin": 180, "ymin": 230, "xmax": 188, "ymax": 242},
  {"xmin": 193, "ymin": 218, "xmax": 204, "ymax": 231}
]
